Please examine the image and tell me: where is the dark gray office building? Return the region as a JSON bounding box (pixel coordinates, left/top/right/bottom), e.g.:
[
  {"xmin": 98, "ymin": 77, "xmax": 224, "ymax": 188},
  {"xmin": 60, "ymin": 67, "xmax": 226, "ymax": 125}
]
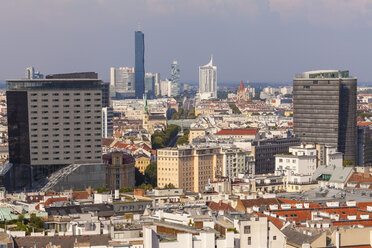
[
  {"xmin": 293, "ymin": 70, "xmax": 357, "ymax": 164},
  {"xmin": 7, "ymin": 72, "xmax": 103, "ymax": 190},
  {"xmin": 135, "ymin": 30, "xmax": 145, "ymax": 99}
]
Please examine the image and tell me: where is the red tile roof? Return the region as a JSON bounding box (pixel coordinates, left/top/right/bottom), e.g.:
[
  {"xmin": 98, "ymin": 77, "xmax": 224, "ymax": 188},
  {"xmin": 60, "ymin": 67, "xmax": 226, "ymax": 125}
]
[
  {"xmin": 215, "ymin": 129, "xmax": 257, "ymax": 136},
  {"xmin": 358, "ymin": 122, "xmax": 372, "ymax": 126},
  {"xmin": 206, "ymin": 201, "xmax": 236, "ymax": 212}
]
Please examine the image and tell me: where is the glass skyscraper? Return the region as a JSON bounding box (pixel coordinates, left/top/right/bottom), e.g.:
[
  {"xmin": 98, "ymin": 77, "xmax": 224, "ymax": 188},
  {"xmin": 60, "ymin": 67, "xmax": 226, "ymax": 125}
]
[
  {"xmin": 135, "ymin": 31, "xmax": 145, "ymax": 99},
  {"xmin": 171, "ymin": 60, "xmax": 180, "ymax": 96}
]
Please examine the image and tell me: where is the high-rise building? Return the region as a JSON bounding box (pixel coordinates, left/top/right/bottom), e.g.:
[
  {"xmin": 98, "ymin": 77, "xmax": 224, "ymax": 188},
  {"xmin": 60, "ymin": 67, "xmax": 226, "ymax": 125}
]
[
  {"xmin": 25, "ymin": 66, "xmax": 44, "ymax": 79},
  {"xmin": 159, "ymin": 79, "xmax": 172, "ymax": 97},
  {"xmin": 110, "ymin": 67, "xmax": 135, "ymax": 99},
  {"xmin": 293, "ymin": 70, "xmax": 357, "ymax": 163},
  {"xmin": 154, "ymin": 73, "xmax": 160, "ymax": 97},
  {"xmin": 199, "ymin": 56, "xmax": 217, "ymax": 100},
  {"xmin": 7, "ymin": 72, "xmax": 103, "ymax": 189},
  {"xmin": 145, "ymin": 73, "xmax": 155, "ymax": 99},
  {"xmin": 135, "ymin": 30, "xmax": 145, "ymax": 99},
  {"xmin": 171, "ymin": 61, "xmax": 180, "ymax": 96}
]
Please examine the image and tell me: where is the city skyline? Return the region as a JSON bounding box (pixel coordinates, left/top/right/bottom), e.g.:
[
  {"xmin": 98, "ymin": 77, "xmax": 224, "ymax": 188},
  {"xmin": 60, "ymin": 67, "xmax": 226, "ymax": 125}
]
[{"xmin": 2, "ymin": 1, "xmax": 372, "ymax": 83}]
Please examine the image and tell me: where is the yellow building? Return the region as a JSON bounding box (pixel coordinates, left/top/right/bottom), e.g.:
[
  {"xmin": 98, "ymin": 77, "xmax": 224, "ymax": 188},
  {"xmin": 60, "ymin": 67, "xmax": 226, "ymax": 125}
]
[
  {"xmin": 135, "ymin": 155, "xmax": 151, "ymax": 175},
  {"xmin": 157, "ymin": 146, "xmax": 223, "ymax": 192},
  {"xmin": 195, "ymin": 108, "xmax": 215, "ymax": 116},
  {"xmin": 188, "ymin": 128, "xmax": 206, "ymax": 143}
]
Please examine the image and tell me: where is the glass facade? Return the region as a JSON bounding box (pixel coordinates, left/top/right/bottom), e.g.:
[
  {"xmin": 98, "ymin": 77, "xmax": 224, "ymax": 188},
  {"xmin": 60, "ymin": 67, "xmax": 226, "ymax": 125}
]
[{"xmin": 135, "ymin": 31, "xmax": 145, "ymax": 99}]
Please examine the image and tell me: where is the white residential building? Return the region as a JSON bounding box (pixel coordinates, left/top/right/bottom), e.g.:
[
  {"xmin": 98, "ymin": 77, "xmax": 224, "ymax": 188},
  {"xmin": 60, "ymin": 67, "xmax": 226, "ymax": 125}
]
[
  {"xmin": 275, "ymin": 144, "xmax": 317, "ymax": 184},
  {"xmin": 199, "ymin": 56, "xmax": 217, "ymax": 100}
]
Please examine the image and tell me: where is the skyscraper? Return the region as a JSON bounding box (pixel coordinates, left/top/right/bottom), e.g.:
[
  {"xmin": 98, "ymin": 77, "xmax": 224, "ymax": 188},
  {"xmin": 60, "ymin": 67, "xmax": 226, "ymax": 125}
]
[
  {"xmin": 293, "ymin": 70, "xmax": 357, "ymax": 163},
  {"xmin": 145, "ymin": 73, "xmax": 155, "ymax": 99},
  {"xmin": 135, "ymin": 30, "xmax": 145, "ymax": 99},
  {"xmin": 110, "ymin": 67, "xmax": 135, "ymax": 99},
  {"xmin": 7, "ymin": 72, "xmax": 103, "ymax": 189},
  {"xmin": 199, "ymin": 55, "xmax": 217, "ymax": 100},
  {"xmin": 25, "ymin": 66, "xmax": 44, "ymax": 79},
  {"xmin": 171, "ymin": 60, "xmax": 180, "ymax": 96}
]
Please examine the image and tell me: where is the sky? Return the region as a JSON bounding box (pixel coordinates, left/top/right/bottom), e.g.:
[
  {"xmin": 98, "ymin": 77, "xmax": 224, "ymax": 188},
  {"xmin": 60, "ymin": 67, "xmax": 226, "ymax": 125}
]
[{"xmin": 1, "ymin": 0, "xmax": 372, "ymax": 83}]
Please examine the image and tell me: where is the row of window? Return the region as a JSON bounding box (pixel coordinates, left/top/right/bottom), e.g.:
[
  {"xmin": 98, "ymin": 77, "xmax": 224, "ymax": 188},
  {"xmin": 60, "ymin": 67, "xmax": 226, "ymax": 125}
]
[
  {"xmin": 32, "ymin": 150, "xmax": 96, "ymax": 155},
  {"xmin": 30, "ymin": 92, "xmax": 101, "ymax": 96},
  {"xmin": 31, "ymin": 133, "xmax": 99, "ymax": 137},
  {"xmin": 31, "ymin": 139, "xmax": 101, "ymax": 143},
  {"xmin": 30, "ymin": 98, "xmax": 101, "ymax": 102},
  {"xmin": 31, "ymin": 122, "xmax": 101, "ymax": 126},
  {"xmin": 31, "ymin": 110, "xmax": 99, "ymax": 114},
  {"xmin": 30, "ymin": 116, "xmax": 100, "ymax": 120},
  {"xmin": 31, "ymin": 156, "xmax": 101, "ymax": 161},
  {"xmin": 31, "ymin": 144, "xmax": 100, "ymax": 149},
  {"xmin": 31, "ymin": 104, "xmax": 101, "ymax": 108},
  {"xmin": 31, "ymin": 128, "xmax": 100, "ymax": 132}
]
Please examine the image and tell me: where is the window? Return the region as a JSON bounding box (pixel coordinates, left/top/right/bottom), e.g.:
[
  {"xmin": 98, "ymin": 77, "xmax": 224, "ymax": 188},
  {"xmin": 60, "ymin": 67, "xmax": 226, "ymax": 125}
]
[
  {"xmin": 248, "ymin": 237, "xmax": 251, "ymax": 245},
  {"xmin": 273, "ymin": 236, "xmax": 276, "ymax": 240},
  {"xmin": 244, "ymin": 225, "xmax": 251, "ymax": 234}
]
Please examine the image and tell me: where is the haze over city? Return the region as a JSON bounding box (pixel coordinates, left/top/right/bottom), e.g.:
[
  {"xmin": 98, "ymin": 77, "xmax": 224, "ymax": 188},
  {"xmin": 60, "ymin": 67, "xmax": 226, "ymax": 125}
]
[{"xmin": 2, "ymin": 0, "xmax": 372, "ymax": 82}]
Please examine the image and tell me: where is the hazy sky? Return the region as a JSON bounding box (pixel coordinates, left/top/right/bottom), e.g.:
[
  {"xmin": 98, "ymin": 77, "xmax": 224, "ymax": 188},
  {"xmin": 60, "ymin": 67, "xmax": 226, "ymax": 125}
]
[{"xmin": 1, "ymin": 0, "xmax": 372, "ymax": 83}]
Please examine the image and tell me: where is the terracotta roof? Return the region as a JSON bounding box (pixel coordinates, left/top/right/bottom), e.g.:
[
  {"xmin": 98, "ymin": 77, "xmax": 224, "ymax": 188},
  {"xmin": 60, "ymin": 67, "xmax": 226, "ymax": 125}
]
[
  {"xmin": 347, "ymin": 172, "xmax": 372, "ymax": 188},
  {"xmin": 206, "ymin": 201, "xmax": 236, "ymax": 212},
  {"xmin": 240, "ymin": 198, "xmax": 280, "ymax": 208},
  {"xmin": 215, "ymin": 128, "xmax": 257, "ymax": 136},
  {"xmin": 72, "ymin": 191, "xmax": 89, "ymax": 200},
  {"xmin": 358, "ymin": 122, "xmax": 372, "ymax": 126},
  {"xmin": 102, "ymin": 138, "xmax": 115, "ymax": 147}
]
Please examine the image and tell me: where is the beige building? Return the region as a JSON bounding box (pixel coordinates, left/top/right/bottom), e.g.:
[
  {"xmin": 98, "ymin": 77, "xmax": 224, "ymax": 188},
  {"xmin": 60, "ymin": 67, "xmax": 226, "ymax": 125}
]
[
  {"xmin": 135, "ymin": 154, "xmax": 150, "ymax": 175},
  {"xmin": 103, "ymin": 151, "xmax": 135, "ymax": 190},
  {"xmin": 157, "ymin": 145, "xmax": 223, "ymax": 192},
  {"xmin": 188, "ymin": 128, "xmax": 206, "ymax": 143}
]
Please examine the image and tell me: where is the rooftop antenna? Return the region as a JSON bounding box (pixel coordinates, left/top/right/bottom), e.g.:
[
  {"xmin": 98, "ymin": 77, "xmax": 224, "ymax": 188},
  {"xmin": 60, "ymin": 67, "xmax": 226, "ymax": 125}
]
[{"xmin": 137, "ymin": 22, "xmax": 141, "ymax": 31}]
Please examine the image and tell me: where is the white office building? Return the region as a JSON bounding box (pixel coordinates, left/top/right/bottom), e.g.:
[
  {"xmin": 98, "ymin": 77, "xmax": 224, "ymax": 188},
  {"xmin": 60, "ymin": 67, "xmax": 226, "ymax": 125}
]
[{"xmin": 199, "ymin": 56, "xmax": 217, "ymax": 100}]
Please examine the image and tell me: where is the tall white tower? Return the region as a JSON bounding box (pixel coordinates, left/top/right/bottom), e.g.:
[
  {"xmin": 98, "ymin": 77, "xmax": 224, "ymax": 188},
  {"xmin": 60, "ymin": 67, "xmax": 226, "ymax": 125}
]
[{"xmin": 199, "ymin": 55, "xmax": 217, "ymax": 100}]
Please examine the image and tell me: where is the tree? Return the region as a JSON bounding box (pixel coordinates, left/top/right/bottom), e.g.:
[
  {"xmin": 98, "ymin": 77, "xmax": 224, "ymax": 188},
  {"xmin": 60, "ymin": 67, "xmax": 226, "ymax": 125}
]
[
  {"xmin": 119, "ymin": 187, "xmax": 133, "ymax": 193},
  {"xmin": 229, "ymin": 104, "xmax": 241, "ymax": 114},
  {"xmin": 152, "ymin": 136, "xmax": 165, "ymax": 149},
  {"xmin": 29, "ymin": 213, "xmax": 44, "ymax": 230},
  {"xmin": 164, "ymin": 183, "xmax": 175, "ymax": 189},
  {"xmin": 96, "ymin": 187, "xmax": 110, "ymax": 193},
  {"xmin": 145, "ymin": 162, "xmax": 157, "ymax": 187},
  {"xmin": 135, "ymin": 167, "xmax": 145, "ymax": 186},
  {"xmin": 137, "ymin": 183, "xmax": 153, "ymax": 191},
  {"xmin": 343, "ymin": 160, "xmax": 355, "ymax": 167}
]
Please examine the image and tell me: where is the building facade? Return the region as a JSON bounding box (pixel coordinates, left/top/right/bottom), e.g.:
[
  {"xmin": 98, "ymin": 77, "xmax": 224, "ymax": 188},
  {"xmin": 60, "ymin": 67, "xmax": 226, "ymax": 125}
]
[
  {"xmin": 199, "ymin": 56, "xmax": 217, "ymax": 100},
  {"xmin": 171, "ymin": 60, "xmax": 180, "ymax": 96},
  {"xmin": 293, "ymin": 70, "xmax": 357, "ymax": 163},
  {"xmin": 103, "ymin": 152, "xmax": 135, "ymax": 190},
  {"xmin": 110, "ymin": 67, "xmax": 135, "ymax": 99},
  {"xmin": 145, "ymin": 73, "xmax": 155, "ymax": 99},
  {"xmin": 7, "ymin": 73, "xmax": 103, "ymax": 189},
  {"xmin": 251, "ymin": 137, "xmax": 300, "ymax": 175},
  {"xmin": 157, "ymin": 145, "xmax": 223, "ymax": 192},
  {"xmin": 135, "ymin": 30, "xmax": 145, "ymax": 99}
]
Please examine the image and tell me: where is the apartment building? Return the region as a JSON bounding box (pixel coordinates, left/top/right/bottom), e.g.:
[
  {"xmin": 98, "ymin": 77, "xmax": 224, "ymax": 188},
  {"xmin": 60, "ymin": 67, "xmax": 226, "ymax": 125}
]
[
  {"xmin": 157, "ymin": 145, "xmax": 223, "ymax": 192},
  {"xmin": 221, "ymin": 148, "xmax": 250, "ymax": 178},
  {"xmin": 103, "ymin": 151, "xmax": 135, "ymax": 190},
  {"xmin": 7, "ymin": 73, "xmax": 103, "ymax": 188},
  {"xmin": 251, "ymin": 137, "xmax": 300, "ymax": 175}
]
